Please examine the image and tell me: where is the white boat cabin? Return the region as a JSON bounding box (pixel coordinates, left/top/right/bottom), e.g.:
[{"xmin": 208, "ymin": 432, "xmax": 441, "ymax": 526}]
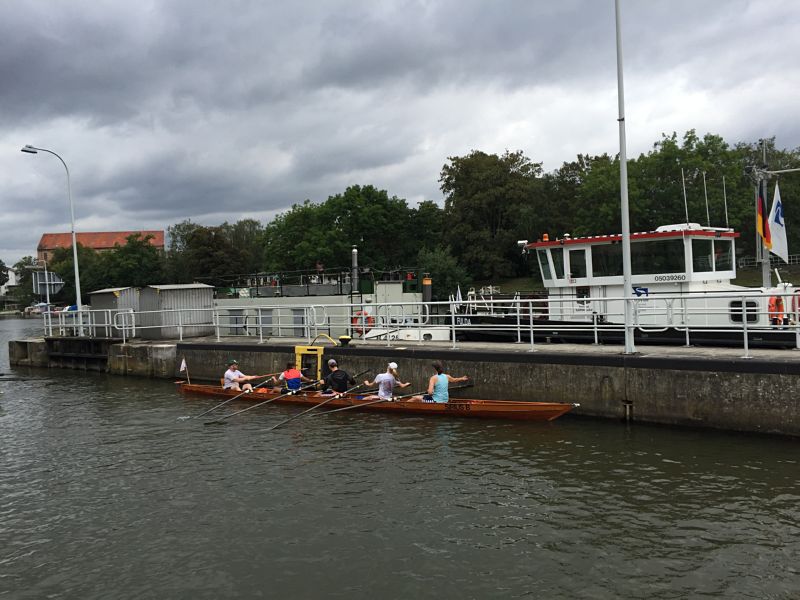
[{"xmin": 523, "ymin": 223, "xmax": 789, "ymax": 327}]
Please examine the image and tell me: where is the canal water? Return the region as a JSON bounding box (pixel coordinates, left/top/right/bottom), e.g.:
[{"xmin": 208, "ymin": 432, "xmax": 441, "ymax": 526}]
[{"xmin": 1, "ymin": 318, "xmax": 798, "ymax": 599}]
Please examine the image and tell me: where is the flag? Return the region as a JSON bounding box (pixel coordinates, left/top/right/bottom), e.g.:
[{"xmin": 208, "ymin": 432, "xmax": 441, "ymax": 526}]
[
  {"xmin": 179, "ymin": 357, "xmax": 187, "ymax": 372},
  {"xmin": 768, "ymin": 183, "xmax": 789, "ymax": 263},
  {"xmin": 454, "ymin": 285, "xmax": 463, "ymax": 311},
  {"xmin": 756, "ymin": 180, "xmax": 772, "ymax": 250}
]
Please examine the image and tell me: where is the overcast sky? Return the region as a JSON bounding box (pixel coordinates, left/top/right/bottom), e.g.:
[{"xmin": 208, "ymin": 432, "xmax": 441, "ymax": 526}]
[{"xmin": 1, "ymin": 0, "xmax": 798, "ymax": 264}]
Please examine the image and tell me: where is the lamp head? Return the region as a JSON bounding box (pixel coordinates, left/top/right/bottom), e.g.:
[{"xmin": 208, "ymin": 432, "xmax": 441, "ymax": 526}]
[{"xmin": 21, "ymin": 145, "xmax": 38, "ymax": 154}]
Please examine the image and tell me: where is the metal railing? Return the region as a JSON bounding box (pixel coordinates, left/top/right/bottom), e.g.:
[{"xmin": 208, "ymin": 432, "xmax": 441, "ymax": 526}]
[{"xmin": 39, "ymin": 290, "xmax": 800, "ymax": 358}]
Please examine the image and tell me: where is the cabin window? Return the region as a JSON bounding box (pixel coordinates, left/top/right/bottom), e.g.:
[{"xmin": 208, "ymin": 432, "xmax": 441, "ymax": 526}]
[
  {"xmin": 550, "ymin": 247, "xmax": 565, "ymax": 279},
  {"xmin": 569, "ymin": 249, "xmax": 587, "ymax": 279},
  {"xmin": 714, "ymin": 240, "xmax": 733, "ymax": 271},
  {"xmin": 592, "ymin": 244, "xmax": 623, "ymax": 277},
  {"xmin": 576, "ymin": 286, "xmax": 590, "ymax": 307},
  {"xmin": 692, "ymin": 239, "xmax": 713, "ymax": 272},
  {"xmin": 729, "ymin": 300, "xmax": 758, "ymax": 323},
  {"xmin": 537, "ymin": 250, "xmax": 552, "ymax": 280},
  {"xmin": 632, "ymin": 239, "xmax": 684, "ymax": 275}
]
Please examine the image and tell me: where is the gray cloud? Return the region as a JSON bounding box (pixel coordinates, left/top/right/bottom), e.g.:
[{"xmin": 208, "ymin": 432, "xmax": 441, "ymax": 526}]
[{"xmin": 1, "ymin": 0, "xmax": 799, "ymax": 264}]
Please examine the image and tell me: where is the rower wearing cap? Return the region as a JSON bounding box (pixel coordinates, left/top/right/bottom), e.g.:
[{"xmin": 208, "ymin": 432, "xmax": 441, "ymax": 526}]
[
  {"xmin": 363, "ymin": 361, "xmax": 410, "ymax": 401},
  {"xmin": 223, "ymin": 360, "xmax": 260, "ymax": 393},
  {"xmin": 322, "ymin": 359, "xmax": 356, "ymax": 394}
]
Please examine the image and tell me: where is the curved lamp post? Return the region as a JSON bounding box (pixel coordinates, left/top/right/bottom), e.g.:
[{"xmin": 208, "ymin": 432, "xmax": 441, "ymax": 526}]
[{"xmin": 21, "ymin": 144, "xmax": 84, "ymax": 336}]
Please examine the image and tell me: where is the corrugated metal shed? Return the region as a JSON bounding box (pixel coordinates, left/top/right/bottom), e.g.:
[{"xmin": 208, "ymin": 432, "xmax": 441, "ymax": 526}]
[
  {"xmin": 138, "ymin": 283, "xmax": 214, "ymax": 339},
  {"xmin": 89, "ymin": 287, "xmax": 140, "ymax": 338}
]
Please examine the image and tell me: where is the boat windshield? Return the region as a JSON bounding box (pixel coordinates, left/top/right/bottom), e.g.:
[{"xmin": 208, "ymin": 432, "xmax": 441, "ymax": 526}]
[
  {"xmin": 693, "ymin": 238, "xmax": 734, "ymax": 272},
  {"xmin": 632, "ymin": 239, "xmax": 684, "ymax": 274},
  {"xmin": 537, "ymin": 250, "xmax": 552, "ymax": 280},
  {"xmin": 569, "ymin": 249, "xmax": 587, "ymax": 278},
  {"xmin": 592, "ymin": 243, "xmax": 623, "ymax": 277},
  {"xmin": 550, "ymin": 247, "xmax": 565, "ymax": 279}
]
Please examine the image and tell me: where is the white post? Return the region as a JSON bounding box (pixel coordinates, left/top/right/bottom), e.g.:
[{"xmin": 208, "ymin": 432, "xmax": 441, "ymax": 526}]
[{"xmin": 614, "ymin": 0, "xmax": 636, "ymax": 354}]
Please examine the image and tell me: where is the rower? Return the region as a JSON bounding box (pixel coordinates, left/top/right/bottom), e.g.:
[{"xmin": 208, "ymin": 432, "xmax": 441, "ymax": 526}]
[
  {"xmin": 223, "ymin": 359, "xmax": 265, "ymax": 393},
  {"xmin": 278, "ymin": 361, "xmax": 315, "ymax": 392},
  {"xmin": 321, "ymin": 359, "xmax": 356, "ymax": 394},
  {"xmin": 407, "ymin": 361, "xmax": 469, "ymax": 403}
]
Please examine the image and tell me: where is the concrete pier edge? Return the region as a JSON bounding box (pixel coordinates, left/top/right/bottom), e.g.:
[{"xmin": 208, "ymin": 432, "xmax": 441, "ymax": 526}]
[{"xmin": 8, "ymin": 336, "xmax": 800, "ymax": 436}]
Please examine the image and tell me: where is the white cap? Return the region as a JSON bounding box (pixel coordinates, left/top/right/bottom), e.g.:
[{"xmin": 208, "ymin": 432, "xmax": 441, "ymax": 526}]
[
  {"xmin": 328, "ymin": 359, "xmax": 337, "ymax": 366},
  {"xmin": 388, "ymin": 362, "xmax": 398, "ymax": 369}
]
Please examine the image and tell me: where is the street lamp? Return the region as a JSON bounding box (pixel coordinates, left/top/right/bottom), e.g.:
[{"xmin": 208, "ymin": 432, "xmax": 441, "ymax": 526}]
[{"xmin": 21, "ymin": 144, "xmax": 84, "ymax": 336}]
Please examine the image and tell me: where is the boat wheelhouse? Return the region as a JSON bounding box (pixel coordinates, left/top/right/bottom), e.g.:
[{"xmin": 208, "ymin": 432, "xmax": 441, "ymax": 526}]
[{"xmin": 520, "ymin": 223, "xmax": 791, "ymax": 330}]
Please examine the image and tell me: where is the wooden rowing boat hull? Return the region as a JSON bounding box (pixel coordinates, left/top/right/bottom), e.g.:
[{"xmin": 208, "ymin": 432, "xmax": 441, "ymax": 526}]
[{"xmin": 177, "ymin": 383, "xmax": 576, "ymax": 421}]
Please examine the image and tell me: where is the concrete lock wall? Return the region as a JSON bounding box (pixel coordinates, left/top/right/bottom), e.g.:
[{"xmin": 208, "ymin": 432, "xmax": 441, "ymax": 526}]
[{"xmin": 8, "ymin": 337, "xmax": 800, "ymax": 436}]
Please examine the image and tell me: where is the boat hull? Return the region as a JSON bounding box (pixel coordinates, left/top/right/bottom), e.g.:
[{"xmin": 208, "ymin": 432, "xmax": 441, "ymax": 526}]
[{"xmin": 177, "ymin": 383, "xmax": 575, "ymax": 421}]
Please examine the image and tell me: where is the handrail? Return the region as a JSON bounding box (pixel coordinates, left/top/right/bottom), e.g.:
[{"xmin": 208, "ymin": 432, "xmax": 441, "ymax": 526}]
[{"xmin": 38, "ymin": 289, "xmax": 800, "ymax": 356}]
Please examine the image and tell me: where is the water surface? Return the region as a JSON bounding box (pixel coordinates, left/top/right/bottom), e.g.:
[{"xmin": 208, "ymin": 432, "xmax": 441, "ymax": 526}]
[{"xmin": 1, "ymin": 319, "xmax": 798, "ymax": 599}]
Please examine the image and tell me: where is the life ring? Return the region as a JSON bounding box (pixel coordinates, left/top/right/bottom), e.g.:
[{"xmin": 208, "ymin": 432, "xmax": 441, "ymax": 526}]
[
  {"xmin": 352, "ymin": 311, "xmax": 375, "ymax": 334},
  {"xmin": 768, "ymin": 296, "xmax": 785, "ymax": 326}
]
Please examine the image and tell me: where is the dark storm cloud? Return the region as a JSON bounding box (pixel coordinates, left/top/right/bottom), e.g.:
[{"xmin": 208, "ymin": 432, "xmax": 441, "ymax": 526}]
[{"xmin": 1, "ymin": 0, "xmax": 798, "ymax": 263}]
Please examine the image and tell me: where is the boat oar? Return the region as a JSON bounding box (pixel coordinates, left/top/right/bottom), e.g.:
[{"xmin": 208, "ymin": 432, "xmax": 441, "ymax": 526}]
[
  {"xmin": 266, "ymin": 370, "xmax": 370, "ymax": 431},
  {"xmin": 313, "ymin": 388, "xmax": 427, "ymax": 417},
  {"xmin": 176, "ymin": 372, "xmax": 280, "ymax": 421},
  {"xmin": 205, "ymin": 380, "xmax": 321, "ymax": 425}
]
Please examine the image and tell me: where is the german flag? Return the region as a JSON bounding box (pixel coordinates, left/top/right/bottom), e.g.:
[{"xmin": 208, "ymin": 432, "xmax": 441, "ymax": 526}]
[{"xmin": 757, "ymin": 180, "xmax": 772, "ymax": 249}]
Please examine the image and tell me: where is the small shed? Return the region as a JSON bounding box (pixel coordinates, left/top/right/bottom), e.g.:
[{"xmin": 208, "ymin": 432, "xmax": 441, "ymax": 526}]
[
  {"xmin": 89, "ymin": 287, "xmax": 140, "ymax": 338},
  {"xmin": 138, "ymin": 283, "xmax": 214, "ymax": 340}
]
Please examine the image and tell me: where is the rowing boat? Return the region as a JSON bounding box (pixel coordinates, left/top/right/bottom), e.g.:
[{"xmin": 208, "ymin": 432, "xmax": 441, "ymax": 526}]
[{"xmin": 176, "ymin": 382, "xmax": 577, "ymax": 421}]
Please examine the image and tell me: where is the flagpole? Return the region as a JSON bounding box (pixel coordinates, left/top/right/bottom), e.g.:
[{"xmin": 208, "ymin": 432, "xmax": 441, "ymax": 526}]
[{"xmin": 749, "ymin": 139, "xmax": 800, "ymax": 287}]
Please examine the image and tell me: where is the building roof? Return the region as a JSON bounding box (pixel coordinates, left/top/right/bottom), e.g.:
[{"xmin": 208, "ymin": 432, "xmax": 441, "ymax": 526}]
[
  {"xmin": 89, "ymin": 287, "xmax": 137, "ymax": 295},
  {"xmin": 38, "ymin": 231, "xmax": 165, "ymax": 251},
  {"xmin": 148, "ymin": 284, "xmax": 213, "ymax": 290}
]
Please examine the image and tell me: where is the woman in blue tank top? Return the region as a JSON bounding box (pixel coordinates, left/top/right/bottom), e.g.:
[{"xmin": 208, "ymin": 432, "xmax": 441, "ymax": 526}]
[{"xmin": 410, "ymin": 361, "xmax": 469, "ymax": 403}]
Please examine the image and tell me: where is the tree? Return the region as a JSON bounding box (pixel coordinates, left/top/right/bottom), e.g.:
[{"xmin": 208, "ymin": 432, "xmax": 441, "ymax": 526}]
[
  {"xmin": 11, "ymin": 256, "xmax": 37, "ymax": 306},
  {"xmin": 416, "ymin": 246, "xmax": 469, "ymax": 301},
  {"xmin": 49, "ymin": 244, "xmax": 105, "ymax": 302},
  {"xmin": 0, "ymin": 259, "xmax": 8, "ymax": 288},
  {"xmin": 104, "ymin": 234, "xmax": 166, "ymax": 287},
  {"xmin": 262, "ymin": 185, "xmax": 421, "ymax": 273},
  {"xmin": 440, "ymin": 150, "xmax": 544, "ymax": 279}
]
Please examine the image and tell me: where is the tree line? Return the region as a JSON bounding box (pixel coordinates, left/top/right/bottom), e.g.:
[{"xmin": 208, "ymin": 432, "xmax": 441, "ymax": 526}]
[{"xmin": 5, "ymin": 130, "xmax": 799, "ymax": 306}]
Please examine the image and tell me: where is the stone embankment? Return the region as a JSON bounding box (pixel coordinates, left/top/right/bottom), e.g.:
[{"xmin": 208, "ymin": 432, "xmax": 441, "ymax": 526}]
[{"xmin": 8, "ymin": 336, "xmax": 800, "ymax": 436}]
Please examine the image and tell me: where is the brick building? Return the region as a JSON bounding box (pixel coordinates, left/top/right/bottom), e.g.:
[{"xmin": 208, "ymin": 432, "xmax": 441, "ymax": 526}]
[{"xmin": 37, "ymin": 231, "xmax": 165, "ymax": 263}]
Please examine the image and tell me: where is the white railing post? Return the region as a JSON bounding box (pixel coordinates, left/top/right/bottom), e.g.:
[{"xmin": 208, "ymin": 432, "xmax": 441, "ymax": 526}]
[
  {"xmin": 515, "ymin": 297, "xmax": 522, "ymax": 344},
  {"xmin": 214, "ymin": 309, "xmax": 220, "ymax": 341},
  {"xmin": 258, "ymin": 308, "xmax": 264, "ymax": 344},
  {"xmin": 528, "ymin": 300, "xmax": 536, "ymax": 352},
  {"xmin": 450, "ymin": 303, "xmax": 457, "ymax": 349},
  {"xmin": 741, "ymin": 295, "xmax": 751, "ymax": 359},
  {"xmin": 683, "ymin": 297, "xmax": 690, "ymax": 347},
  {"xmin": 592, "ymin": 312, "xmax": 599, "ymax": 345}
]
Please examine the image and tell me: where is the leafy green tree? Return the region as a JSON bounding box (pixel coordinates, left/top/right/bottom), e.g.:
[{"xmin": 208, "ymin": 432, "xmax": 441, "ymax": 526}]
[
  {"xmin": 49, "ymin": 244, "xmax": 105, "ymax": 302},
  {"xmin": 179, "ymin": 226, "xmax": 246, "ymax": 286},
  {"xmin": 440, "ymin": 150, "xmax": 544, "ymax": 279},
  {"xmin": 262, "ymin": 185, "xmax": 421, "ymax": 273},
  {"xmin": 11, "ymin": 256, "xmax": 36, "ymax": 306},
  {"xmin": 0, "ymin": 259, "xmax": 8, "ymax": 288},
  {"xmin": 165, "ymin": 220, "xmax": 203, "ymax": 283},
  {"xmin": 219, "ymin": 219, "xmax": 265, "ymax": 275},
  {"xmin": 103, "ymin": 234, "xmax": 166, "ymax": 287},
  {"xmin": 416, "ymin": 246, "xmax": 469, "ymax": 301}
]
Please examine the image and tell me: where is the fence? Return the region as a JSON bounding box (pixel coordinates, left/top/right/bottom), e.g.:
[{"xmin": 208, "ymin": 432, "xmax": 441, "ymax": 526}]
[{"xmin": 40, "ymin": 290, "xmax": 800, "ymax": 358}]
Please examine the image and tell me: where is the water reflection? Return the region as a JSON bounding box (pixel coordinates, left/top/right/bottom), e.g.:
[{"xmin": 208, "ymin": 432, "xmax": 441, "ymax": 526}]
[{"xmin": 1, "ymin": 318, "xmax": 798, "ymax": 599}]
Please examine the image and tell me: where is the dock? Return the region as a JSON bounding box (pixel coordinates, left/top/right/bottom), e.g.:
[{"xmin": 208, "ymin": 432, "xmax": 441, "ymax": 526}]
[{"xmin": 8, "ymin": 335, "xmax": 800, "ymax": 437}]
